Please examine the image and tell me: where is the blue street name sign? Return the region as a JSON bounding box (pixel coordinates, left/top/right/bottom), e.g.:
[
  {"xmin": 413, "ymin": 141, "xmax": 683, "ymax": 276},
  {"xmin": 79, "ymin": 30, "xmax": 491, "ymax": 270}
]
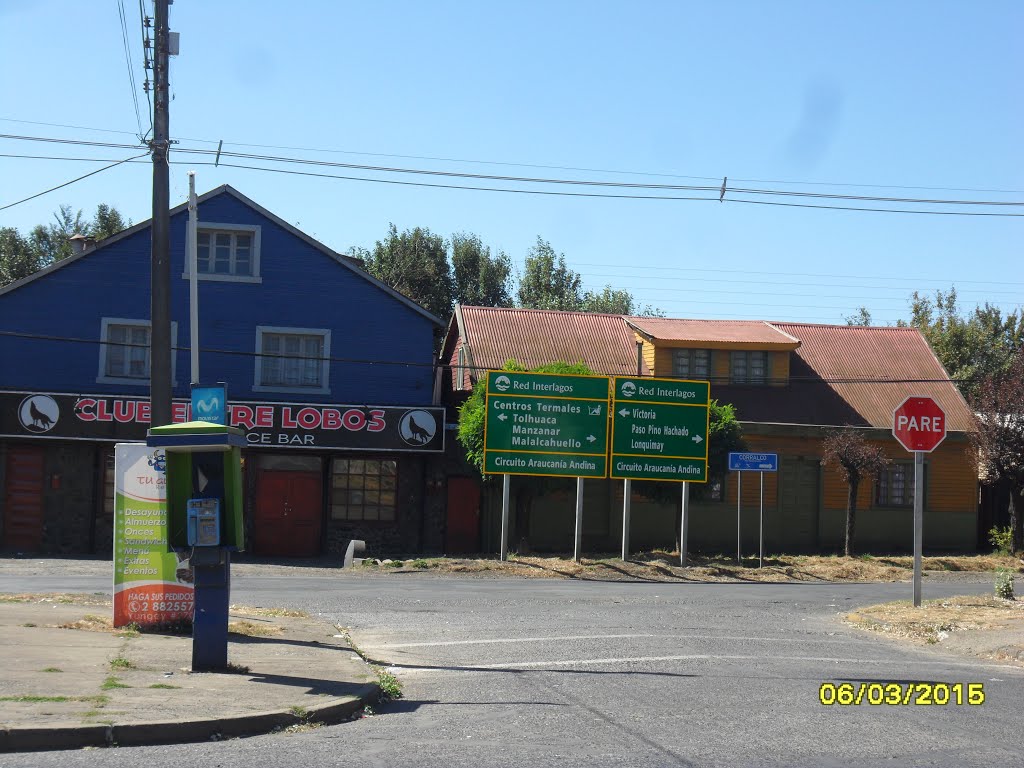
[{"xmin": 728, "ymin": 452, "xmax": 778, "ymax": 472}]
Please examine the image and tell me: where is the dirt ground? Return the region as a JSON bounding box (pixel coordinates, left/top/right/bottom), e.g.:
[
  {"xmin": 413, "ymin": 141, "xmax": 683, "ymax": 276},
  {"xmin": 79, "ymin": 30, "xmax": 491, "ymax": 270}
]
[
  {"xmin": 360, "ymin": 551, "xmax": 1024, "ymax": 583},
  {"xmin": 846, "ymin": 594, "xmax": 1024, "ymax": 667}
]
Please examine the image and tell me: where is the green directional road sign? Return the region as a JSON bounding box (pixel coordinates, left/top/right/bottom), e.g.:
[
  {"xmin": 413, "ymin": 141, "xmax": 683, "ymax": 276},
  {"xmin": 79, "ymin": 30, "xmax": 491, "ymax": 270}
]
[
  {"xmin": 610, "ymin": 376, "xmax": 710, "ymax": 482},
  {"xmin": 484, "ymin": 371, "xmax": 610, "ymax": 478}
]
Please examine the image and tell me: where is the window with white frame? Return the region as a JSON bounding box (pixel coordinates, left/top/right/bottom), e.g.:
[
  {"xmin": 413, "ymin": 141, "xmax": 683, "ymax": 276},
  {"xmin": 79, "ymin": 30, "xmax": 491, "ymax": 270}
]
[
  {"xmin": 876, "ymin": 463, "xmax": 916, "ymax": 507},
  {"xmin": 730, "ymin": 350, "xmax": 768, "ymax": 384},
  {"xmin": 455, "ymin": 347, "xmax": 467, "ymax": 390},
  {"xmin": 673, "ymin": 348, "xmax": 710, "ymax": 378},
  {"xmin": 255, "ymin": 326, "xmax": 330, "ymax": 392},
  {"xmin": 98, "ymin": 318, "xmax": 177, "ymax": 384},
  {"xmin": 186, "ymin": 224, "xmax": 261, "ymax": 281}
]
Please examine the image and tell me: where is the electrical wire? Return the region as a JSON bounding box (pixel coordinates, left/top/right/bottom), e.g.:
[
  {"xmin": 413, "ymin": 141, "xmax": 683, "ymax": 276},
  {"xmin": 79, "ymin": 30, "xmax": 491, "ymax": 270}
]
[
  {"xmin": 0, "ymin": 329, "xmax": 998, "ymax": 384},
  {"xmin": 3, "ymin": 116, "xmax": 1022, "ymax": 196},
  {"xmin": 116, "ymin": 0, "xmax": 145, "ymax": 140},
  {"xmin": 0, "ymin": 154, "xmax": 147, "ymax": 211},
  {"xmin": 3, "ymin": 133, "xmax": 1024, "ymax": 214}
]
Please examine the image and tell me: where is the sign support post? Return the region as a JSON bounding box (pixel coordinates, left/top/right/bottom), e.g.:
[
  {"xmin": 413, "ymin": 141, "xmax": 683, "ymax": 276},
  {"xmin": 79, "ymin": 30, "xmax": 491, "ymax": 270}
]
[
  {"xmin": 728, "ymin": 453, "xmax": 779, "ymax": 567},
  {"xmin": 574, "ymin": 477, "xmax": 584, "ymax": 563},
  {"xmin": 913, "ymin": 451, "xmax": 924, "ymax": 606},
  {"xmin": 680, "ymin": 481, "xmax": 690, "ymax": 567},
  {"xmin": 891, "ymin": 396, "xmax": 946, "ymax": 609},
  {"xmin": 736, "ymin": 470, "xmax": 742, "ymax": 563},
  {"xmin": 759, "ymin": 471, "xmax": 765, "ymax": 568},
  {"xmin": 621, "ymin": 479, "xmax": 631, "ymax": 561},
  {"xmin": 500, "ymin": 473, "xmax": 510, "ymax": 562}
]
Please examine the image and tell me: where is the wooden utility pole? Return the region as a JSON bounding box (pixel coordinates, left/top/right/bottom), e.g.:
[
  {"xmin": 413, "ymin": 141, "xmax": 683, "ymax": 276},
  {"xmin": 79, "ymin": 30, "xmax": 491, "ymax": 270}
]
[{"xmin": 149, "ymin": 0, "xmax": 172, "ymax": 427}]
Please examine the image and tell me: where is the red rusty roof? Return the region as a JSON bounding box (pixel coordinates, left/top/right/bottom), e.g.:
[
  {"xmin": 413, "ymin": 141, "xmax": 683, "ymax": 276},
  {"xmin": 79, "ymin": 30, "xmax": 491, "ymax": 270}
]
[
  {"xmin": 627, "ymin": 317, "xmax": 800, "ymax": 348},
  {"xmin": 457, "ymin": 306, "xmax": 649, "ymax": 377},
  {"xmin": 769, "ymin": 322, "xmax": 975, "ymax": 431}
]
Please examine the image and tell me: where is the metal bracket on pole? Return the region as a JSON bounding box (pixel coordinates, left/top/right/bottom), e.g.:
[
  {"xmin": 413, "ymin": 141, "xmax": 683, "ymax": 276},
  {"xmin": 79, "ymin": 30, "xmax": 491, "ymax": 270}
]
[
  {"xmin": 913, "ymin": 452, "xmax": 924, "ymax": 607},
  {"xmin": 680, "ymin": 481, "xmax": 690, "ymax": 567},
  {"xmin": 621, "ymin": 479, "xmax": 631, "ymax": 561},
  {"xmin": 500, "ymin": 473, "xmax": 510, "ymax": 562},
  {"xmin": 574, "ymin": 477, "xmax": 584, "ymax": 563}
]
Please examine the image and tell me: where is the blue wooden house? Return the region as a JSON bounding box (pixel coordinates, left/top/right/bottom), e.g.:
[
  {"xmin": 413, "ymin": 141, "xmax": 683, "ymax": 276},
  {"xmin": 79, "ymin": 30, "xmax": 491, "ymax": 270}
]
[{"xmin": 0, "ymin": 185, "xmax": 447, "ymax": 558}]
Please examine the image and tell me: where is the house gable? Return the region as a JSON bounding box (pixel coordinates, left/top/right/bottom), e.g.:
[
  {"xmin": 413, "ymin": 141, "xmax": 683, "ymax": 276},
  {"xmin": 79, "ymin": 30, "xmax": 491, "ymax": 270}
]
[{"xmin": 0, "ymin": 186, "xmax": 440, "ymax": 405}]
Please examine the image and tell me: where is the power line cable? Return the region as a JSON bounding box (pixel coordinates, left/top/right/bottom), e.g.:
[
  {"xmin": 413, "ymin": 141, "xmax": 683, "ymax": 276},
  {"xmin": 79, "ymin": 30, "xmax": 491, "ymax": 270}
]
[
  {"xmin": 3, "ymin": 116, "xmax": 1021, "ymax": 196},
  {"xmin": 0, "ymin": 154, "xmax": 146, "ymax": 212},
  {"xmin": 116, "ymin": 0, "xmax": 144, "ymax": 140},
  {"xmin": 0, "ymin": 329, "xmax": 998, "ymax": 384},
  {"xmin": 572, "ymin": 262, "xmax": 1024, "ymax": 288},
  {"xmin": 3, "ymin": 133, "xmax": 1024, "ymax": 212}
]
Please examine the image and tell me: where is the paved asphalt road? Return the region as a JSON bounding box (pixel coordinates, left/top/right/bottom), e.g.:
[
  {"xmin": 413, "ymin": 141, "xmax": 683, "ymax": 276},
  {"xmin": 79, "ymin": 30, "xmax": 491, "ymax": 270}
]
[{"xmin": 2, "ymin": 571, "xmax": 1021, "ymax": 767}]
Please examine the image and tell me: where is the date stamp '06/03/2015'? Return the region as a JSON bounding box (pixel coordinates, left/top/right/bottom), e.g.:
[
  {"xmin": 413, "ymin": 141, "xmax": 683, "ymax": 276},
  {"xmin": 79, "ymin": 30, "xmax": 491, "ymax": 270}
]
[{"xmin": 819, "ymin": 682, "xmax": 985, "ymax": 706}]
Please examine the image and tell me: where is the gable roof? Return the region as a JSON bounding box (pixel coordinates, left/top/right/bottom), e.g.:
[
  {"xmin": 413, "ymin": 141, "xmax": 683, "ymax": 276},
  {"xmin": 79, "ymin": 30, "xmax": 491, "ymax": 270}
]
[
  {"xmin": 0, "ymin": 185, "xmax": 442, "ymax": 327},
  {"xmin": 626, "ymin": 317, "xmax": 800, "ymax": 349},
  {"xmin": 769, "ymin": 322, "xmax": 975, "ymax": 431},
  {"xmin": 455, "ymin": 305, "xmax": 650, "ymax": 377}
]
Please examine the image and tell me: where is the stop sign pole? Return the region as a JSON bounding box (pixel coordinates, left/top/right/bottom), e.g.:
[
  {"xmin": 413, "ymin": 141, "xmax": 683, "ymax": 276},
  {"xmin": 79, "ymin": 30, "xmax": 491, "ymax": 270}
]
[{"xmin": 892, "ymin": 396, "xmax": 947, "ymax": 607}]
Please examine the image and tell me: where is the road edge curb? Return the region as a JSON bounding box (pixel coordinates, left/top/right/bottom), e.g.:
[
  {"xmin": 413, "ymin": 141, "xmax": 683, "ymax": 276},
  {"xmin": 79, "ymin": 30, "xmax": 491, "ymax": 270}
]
[{"xmin": 0, "ymin": 682, "xmax": 380, "ymax": 753}]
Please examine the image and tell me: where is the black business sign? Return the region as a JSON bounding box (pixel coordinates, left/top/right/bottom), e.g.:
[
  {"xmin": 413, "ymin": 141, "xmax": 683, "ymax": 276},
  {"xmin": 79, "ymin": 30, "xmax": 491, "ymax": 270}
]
[{"xmin": 0, "ymin": 390, "xmax": 445, "ymax": 452}]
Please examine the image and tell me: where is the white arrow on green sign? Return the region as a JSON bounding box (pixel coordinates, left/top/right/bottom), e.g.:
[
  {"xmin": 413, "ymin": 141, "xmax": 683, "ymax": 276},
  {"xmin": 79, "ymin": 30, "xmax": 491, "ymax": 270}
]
[
  {"xmin": 484, "ymin": 371, "xmax": 610, "ymax": 478},
  {"xmin": 610, "ymin": 376, "xmax": 710, "ymax": 482}
]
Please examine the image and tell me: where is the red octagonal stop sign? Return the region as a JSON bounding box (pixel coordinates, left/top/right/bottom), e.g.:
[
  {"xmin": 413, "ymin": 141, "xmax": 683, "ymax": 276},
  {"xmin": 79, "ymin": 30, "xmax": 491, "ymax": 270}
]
[{"xmin": 892, "ymin": 396, "xmax": 947, "ymax": 453}]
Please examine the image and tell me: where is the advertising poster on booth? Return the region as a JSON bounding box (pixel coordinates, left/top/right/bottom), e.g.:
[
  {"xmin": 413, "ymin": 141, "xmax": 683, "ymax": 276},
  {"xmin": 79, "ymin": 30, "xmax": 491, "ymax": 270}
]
[{"xmin": 113, "ymin": 443, "xmax": 194, "ymax": 627}]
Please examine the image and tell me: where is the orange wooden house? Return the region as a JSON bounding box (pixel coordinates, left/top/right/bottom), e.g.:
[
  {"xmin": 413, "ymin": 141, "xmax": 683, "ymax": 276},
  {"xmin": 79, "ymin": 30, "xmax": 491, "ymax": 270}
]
[{"xmin": 441, "ymin": 306, "xmax": 979, "ymax": 554}]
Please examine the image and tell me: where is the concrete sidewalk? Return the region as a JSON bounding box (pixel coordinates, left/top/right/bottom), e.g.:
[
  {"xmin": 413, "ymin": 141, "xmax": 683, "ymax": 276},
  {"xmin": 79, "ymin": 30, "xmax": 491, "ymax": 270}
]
[{"xmin": 0, "ymin": 596, "xmax": 380, "ymax": 752}]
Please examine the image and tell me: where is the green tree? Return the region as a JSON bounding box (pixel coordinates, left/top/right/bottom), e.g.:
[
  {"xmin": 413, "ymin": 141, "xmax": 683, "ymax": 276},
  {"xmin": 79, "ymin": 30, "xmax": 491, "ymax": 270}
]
[
  {"xmin": 821, "ymin": 428, "xmax": 890, "ymax": 556},
  {"xmin": 451, "ymin": 232, "xmax": 513, "ymax": 308},
  {"xmin": 580, "ymin": 285, "xmax": 635, "ymax": 314},
  {"xmin": 0, "ymin": 228, "xmax": 43, "ymax": 286},
  {"xmin": 90, "ymin": 204, "xmax": 129, "ymax": 240},
  {"xmin": 457, "ymin": 359, "xmax": 595, "ymax": 548},
  {"xmin": 517, "ymin": 237, "xmax": 584, "ymax": 310},
  {"xmin": 0, "ymin": 203, "xmax": 128, "ymax": 287},
  {"xmin": 364, "ymin": 223, "xmax": 454, "ymax": 320},
  {"xmin": 844, "ymin": 307, "xmax": 872, "ymax": 326},
  {"xmin": 903, "ymin": 288, "xmax": 1024, "ymax": 400},
  {"xmin": 971, "ymin": 352, "xmax": 1024, "ymax": 553}
]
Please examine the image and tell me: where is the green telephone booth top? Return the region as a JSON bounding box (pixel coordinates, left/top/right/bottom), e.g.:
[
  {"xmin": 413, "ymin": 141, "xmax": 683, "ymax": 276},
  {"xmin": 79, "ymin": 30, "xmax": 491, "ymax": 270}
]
[{"xmin": 147, "ymin": 421, "xmax": 247, "ymax": 451}]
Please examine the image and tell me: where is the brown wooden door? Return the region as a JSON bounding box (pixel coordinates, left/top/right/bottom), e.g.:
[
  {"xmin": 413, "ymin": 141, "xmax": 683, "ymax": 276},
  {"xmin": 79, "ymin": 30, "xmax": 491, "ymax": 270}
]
[
  {"xmin": 445, "ymin": 476, "xmax": 480, "ymax": 554},
  {"xmin": 3, "ymin": 446, "xmax": 45, "ymax": 552},
  {"xmin": 253, "ymin": 470, "xmax": 323, "ymax": 556}
]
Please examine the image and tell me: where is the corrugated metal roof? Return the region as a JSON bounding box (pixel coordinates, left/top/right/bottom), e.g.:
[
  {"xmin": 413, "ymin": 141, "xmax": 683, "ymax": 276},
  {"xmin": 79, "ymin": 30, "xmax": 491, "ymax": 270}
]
[
  {"xmin": 771, "ymin": 323, "xmax": 975, "ymax": 431},
  {"xmin": 460, "ymin": 306, "xmax": 649, "ymax": 377},
  {"xmin": 627, "ymin": 317, "xmax": 800, "ymax": 347}
]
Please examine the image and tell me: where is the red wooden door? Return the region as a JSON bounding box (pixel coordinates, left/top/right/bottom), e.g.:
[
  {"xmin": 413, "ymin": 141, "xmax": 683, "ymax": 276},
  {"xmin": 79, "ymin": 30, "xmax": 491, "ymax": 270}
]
[
  {"xmin": 3, "ymin": 446, "xmax": 45, "ymax": 552},
  {"xmin": 445, "ymin": 476, "xmax": 480, "ymax": 554},
  {"xmin": 253, "ymin": 470, "xmax": 322, "ymax": 556}
]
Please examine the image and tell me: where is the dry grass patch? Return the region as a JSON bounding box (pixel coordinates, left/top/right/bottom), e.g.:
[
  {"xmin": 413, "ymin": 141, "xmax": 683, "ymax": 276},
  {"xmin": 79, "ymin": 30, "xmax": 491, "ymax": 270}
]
[
  {"xmin": 0, "ymin": 593, "xmax": 111, "ymax": 606},
  {"xmin": 369, "ymin": 552, "xmax": 1022, "ymax": 583},
  {"xmin": 59, "ymin": 614, "xmax": 113, "ymax": 632},
  {"xmin": 846, "ymin": 595, "xmax": 1024, "ymax": 643},
  {"xmin": 228, "ymin": 619, "xmax": 282, "ymax": 637},
  {"xmin": 230, "ymin": 605, "xmax": 308, "ymax": 618}
]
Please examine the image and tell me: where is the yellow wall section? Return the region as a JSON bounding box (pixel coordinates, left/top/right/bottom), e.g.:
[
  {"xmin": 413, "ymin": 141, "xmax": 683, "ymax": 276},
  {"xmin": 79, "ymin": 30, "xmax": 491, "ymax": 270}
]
[
  {"xmin": 728, "ymin": 434, "xmax": 974, "ymax": 514},
  {"xmin": 770, "ymin": 351, "xmax": 789, "ymax": 386}
]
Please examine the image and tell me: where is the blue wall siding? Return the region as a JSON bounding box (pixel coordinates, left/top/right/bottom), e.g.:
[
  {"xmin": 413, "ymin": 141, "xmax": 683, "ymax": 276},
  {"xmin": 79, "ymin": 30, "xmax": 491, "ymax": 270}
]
[{"xmin": 0, "ymin": 190, "xmax": 437, "ymax": 405}]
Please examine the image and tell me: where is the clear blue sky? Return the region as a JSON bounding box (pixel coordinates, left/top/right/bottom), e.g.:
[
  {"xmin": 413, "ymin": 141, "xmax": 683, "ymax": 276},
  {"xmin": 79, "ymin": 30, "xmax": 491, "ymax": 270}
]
[{"xmin": 2, "ymin": 0, "xmax": 1021, "ymax": 325}]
